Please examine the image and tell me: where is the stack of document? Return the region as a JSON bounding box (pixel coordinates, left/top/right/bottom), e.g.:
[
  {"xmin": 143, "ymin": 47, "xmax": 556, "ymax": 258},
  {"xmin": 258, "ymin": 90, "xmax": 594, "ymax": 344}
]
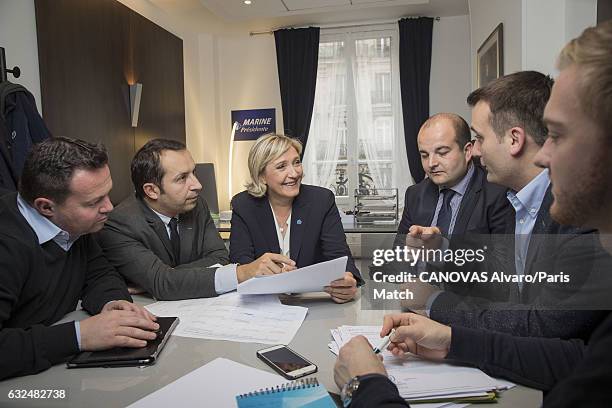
[
  {"xmin": 329, "ymin": 326, "xmax": 514, "ymax": 405},
  {"xmin": 145, "ymin": 292, "xmax": 307, "ymax": 345}
]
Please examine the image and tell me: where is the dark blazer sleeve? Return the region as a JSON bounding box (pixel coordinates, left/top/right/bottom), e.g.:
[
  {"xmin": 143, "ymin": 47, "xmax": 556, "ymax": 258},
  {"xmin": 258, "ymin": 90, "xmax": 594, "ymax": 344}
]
[
  {"xmin": 0, "ymin": 236, "xmax": 79, "ymax": 380},
  {"xmin": 394, "ymin": 187, "xmax": 415, "ymax": 247},
  {"xmin": 447, "ymin": 325, "xmax": 586, "ymax": 391},
  {"xmin": 97, "ymin": 200, "xmax": 229, "ymax": 301},
  {"xmin": 485, "ymin": 184, "xmax": 512, "ymax": 234},
  {"xmin": 349, "ymin": 374, "xmax": 409, "ymax": 408},
  {"xmin": 431, "ymin": 304, "xmax": 605, "ymax": 341},
  {"xmin": 228, "ymin": 198, "xmax": 256, "ymax": 265},
  {"xmin": 319, "ymin": 190, "xmax": 363, "ymax": 284},
  {"xmin": 431, "ymin": 229, "xmax": 611, "ymax": 339}
]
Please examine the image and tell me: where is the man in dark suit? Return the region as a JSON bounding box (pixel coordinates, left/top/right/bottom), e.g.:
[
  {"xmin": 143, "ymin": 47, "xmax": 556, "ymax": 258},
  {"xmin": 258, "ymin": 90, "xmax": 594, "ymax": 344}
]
[
  {"xmin": 97, "ymin": 139, "xmax": 295, "ymax": 301},
  {"xmin": 385, "ymin": 113, "xmax": 509, "ymax": 309},
  {"xmin": 333, "ymin": 21, "xmax": 612, "ymax": 407},
  {"xmin": 395, "ymin": 113, "xmax": 510, "ymax": 247}
]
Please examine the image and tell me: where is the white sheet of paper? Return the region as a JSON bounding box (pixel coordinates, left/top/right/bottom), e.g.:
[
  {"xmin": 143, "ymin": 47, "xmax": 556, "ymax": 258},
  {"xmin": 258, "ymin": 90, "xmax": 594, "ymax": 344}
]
[
  {"xmin": 145, "ymin": 292, "xmax": 308, "ymax": 344},
  {"xmin": 237, "ymin": 256, "xmax": 348, "ymax": 295},
  {"xmin": 126, "ymin": 358, "xmax": 284, "ymax": 408}
]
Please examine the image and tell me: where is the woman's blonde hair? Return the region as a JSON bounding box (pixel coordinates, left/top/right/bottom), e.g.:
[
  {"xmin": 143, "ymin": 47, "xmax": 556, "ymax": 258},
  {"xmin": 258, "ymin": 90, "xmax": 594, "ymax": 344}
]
[
  {"xmin": 557, "ymin": 20, "xmax": 612, "ymax": 132},
  {"xmin": 245, "ymin": 133, "xmax": 303, "ymax": 197}
]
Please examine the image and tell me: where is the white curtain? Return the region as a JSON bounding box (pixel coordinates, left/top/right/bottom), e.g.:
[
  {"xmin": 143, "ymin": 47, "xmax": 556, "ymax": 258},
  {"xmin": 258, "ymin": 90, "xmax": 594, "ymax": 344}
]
[
  {"xmin": 304, "ymin": 30, "xmax": 413, "ymax": 208},
  {"xmin": 352, "ymin": 36, "xmax": 412, "ymax": 206},
  {"xmin": 303, "ymin": 41, "xmax": 346, "ymax": 193},
  {"xmin": 352, "ymin": 39, "xmax": 387, "ymax": 194}
]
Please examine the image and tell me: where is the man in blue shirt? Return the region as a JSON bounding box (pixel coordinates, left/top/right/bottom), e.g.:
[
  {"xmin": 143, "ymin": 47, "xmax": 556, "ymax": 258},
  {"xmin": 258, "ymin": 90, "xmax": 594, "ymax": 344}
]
[
  {"xmin": 0, "ymin": 137, "xmax": 158, "ymax": 380},
  {"xmin": 470, "ymin": 71, "xmax": 554, "ymax": 285}
]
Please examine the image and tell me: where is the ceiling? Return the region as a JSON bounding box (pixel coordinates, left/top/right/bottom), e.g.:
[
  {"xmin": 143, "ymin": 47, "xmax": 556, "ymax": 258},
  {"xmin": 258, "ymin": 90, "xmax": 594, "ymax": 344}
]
[{"xmin": 149, "ymin": 0, "xmax": 469, "ymax": 25}]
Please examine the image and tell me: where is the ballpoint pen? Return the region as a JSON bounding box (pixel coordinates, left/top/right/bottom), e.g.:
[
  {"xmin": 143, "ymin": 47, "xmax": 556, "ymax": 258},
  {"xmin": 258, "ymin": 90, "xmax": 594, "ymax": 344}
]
[{"xmin": 373, "ymin": 329, "xmax": 395, "ymax": 354}]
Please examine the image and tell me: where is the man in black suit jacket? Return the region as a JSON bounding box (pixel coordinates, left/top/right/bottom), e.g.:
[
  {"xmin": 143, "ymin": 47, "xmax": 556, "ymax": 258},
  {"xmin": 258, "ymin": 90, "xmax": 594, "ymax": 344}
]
[
  {"xmin": 97, "ymin": 139, "xmax": 295, "ymax": 301},
  {"xmin": 395, "ymin": 113, "xmax": 510, "ymax": 247},
  {"xmin": 334, "ymin": 21, "xmax": 612, "ymax": 407},
  {"xmin": 384, "ymin": 114, "xmax": 510, "ymax": 310}
]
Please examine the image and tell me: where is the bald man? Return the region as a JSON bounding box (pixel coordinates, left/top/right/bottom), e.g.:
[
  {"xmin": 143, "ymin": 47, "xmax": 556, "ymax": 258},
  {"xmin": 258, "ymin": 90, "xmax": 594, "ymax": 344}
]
[{"xmin": 395, "ymin": 113, "xmax": 510, "ymax": 246}]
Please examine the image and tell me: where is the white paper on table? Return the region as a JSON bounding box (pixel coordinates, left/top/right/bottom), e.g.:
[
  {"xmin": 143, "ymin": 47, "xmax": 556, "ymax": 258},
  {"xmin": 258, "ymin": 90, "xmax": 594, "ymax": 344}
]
[
  {"xmin": 145, "ymin": 292, "xmax": 308, "ymax": 345},
  {"xmin": 126, "ymin": 358, "xmax": 284, "ymax": 408},
  {"xmin": 237, "ymin": 256, "xmax": 347, "ymax": 295}
]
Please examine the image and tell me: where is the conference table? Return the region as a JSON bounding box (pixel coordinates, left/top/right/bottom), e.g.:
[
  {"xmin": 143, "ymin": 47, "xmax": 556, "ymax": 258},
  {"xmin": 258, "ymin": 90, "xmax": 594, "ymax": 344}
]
[{"xmin": 0, "ymin": 287, "xmax": 542, "ymax": 408}]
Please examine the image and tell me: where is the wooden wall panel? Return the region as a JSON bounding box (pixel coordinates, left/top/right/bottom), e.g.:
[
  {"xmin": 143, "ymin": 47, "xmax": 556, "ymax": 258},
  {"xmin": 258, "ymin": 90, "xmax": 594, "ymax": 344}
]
[
  {"xmin": 130, "ymin": 11, "xmax": 186, "ymax": 151},
  {"xmin": 35, "ymin": 0, "xmax": 185, "ymax": 203}
]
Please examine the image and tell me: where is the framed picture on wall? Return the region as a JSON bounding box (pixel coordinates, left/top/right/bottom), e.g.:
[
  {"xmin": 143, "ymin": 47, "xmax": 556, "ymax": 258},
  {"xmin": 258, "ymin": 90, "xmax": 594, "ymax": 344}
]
[{"xmin": 477, "ymin": 23, "xmax": 504, "ymax": 87}]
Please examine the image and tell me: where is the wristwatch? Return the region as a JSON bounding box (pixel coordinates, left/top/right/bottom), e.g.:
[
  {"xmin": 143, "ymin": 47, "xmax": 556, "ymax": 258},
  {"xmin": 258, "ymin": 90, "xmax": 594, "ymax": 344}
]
[{"xmin": 340, "ymin": 376, "xmax": 361, "ymax": 407}]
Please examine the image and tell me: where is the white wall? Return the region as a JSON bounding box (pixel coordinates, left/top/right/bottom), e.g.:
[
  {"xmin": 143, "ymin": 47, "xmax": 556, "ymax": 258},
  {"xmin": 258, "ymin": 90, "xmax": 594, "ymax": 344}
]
[
  {"xmin": 214, "ymin": 33, "xmax": 283, "ymax": 209},
  {"xmin": 522, "ymin": 0, "xmax": 565, "ymax": 76},
  {"xmin": 0, "ymin": 0, "xmax": 41, "ymax": 112},
  {"xmin": 467, "ymin": 0, "xmax": 596, "ymax": 88},
  {"xmin": 430, "ymin": 15, "xmax": 471, "ymax": 122},
  {"xmin": 522, "ymin": 0, "xmax": 596, "ymax": 76},
  {"xmin": 468, "ymin": 0, "xmax": 523, "ymax": 90},
  {"xmin": 565, "ymin": 0, "xmax": 597, "ymax": 40}
]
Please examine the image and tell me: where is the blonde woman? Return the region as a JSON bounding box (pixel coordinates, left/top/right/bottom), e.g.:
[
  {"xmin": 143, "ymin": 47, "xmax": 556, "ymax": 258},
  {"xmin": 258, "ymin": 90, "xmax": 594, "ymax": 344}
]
[{"xmin": 230, "ymin": 134, "xmax": 362, "ymax": 303}]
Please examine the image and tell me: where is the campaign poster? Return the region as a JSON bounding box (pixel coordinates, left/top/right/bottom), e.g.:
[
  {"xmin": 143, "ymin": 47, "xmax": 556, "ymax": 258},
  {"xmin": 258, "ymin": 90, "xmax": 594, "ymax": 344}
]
[{"xmin": 231, "ymin": 108, "xmax": 276, "ymax": 141}]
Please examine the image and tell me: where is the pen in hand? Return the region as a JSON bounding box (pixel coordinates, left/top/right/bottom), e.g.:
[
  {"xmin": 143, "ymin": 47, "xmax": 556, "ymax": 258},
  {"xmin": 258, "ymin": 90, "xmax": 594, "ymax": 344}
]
[{"xmin": 373, "ymin": 329, "xmax": 395, "ymax": 354}]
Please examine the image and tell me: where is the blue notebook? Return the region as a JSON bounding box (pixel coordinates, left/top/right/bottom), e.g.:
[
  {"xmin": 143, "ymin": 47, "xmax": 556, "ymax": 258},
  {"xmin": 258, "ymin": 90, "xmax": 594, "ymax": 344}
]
[{"xmin": 236, "ymin": 377, "xmax": 336, "ymax": 408}]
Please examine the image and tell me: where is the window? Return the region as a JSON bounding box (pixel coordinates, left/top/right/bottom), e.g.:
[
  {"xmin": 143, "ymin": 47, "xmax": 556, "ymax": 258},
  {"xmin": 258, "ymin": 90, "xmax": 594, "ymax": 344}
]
[
  {"xmin": 303, "ymin": 27, "xmax": 412, "ymax": 209},
  {"xmin": 373, "ymin": 72, "xmax": 391, "ymax": 104}
]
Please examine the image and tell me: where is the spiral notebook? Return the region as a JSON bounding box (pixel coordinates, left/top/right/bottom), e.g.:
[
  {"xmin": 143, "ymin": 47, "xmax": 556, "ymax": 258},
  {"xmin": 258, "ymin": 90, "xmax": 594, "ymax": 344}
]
[{"xmin": 236, "ymin": 377, "xmax": 336, "ymax": 408}]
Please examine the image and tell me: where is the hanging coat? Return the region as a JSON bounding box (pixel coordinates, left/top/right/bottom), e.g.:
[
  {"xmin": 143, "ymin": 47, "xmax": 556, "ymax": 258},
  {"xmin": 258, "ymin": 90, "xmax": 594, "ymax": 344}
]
[
  {"xmin": 0, "ymin": 117, "xmax": 17, "ymax": 190},
  {"xmin": 0, "ymin": 81, "xmax": 52, "ymax": 188}
]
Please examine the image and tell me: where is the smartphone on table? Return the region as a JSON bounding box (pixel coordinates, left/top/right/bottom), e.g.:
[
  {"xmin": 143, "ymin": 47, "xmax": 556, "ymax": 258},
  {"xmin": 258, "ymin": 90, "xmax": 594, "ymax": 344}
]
[{"xmin": 256, "ymin": 345, "xmax": 317, "ymax": 380}]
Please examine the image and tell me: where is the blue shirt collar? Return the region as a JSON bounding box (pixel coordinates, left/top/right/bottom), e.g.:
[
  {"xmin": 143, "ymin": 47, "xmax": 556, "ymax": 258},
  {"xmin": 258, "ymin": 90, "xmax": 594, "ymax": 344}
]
[
  {"xmin": 507, "ymin": 169, "xmax": 550, "ymax": 218},
  {"xmin": 439, "ymin": 162, "xmax": 475, "ymax": 197},
  {"xmin": 16, "ymin": 193, "xmax": 71, "ymax": 245}
]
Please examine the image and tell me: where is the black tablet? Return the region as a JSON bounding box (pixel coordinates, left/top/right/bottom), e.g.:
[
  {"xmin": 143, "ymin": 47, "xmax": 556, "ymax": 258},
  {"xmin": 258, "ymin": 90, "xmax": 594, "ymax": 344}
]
[{"xmin": 66, "ymin": 316, "xmax": 179, "ymax": 368}]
